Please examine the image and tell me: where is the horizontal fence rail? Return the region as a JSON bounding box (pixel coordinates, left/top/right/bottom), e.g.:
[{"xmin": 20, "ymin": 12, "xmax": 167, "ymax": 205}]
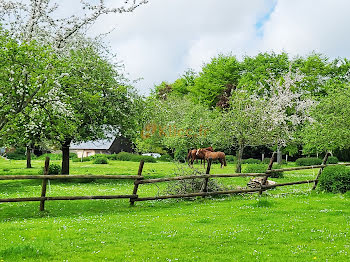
[
  {"xmin": 0, "ymin": 175, "xmax": 144, "ymax": 180},
  {"xmin": 0, "ymin": 153, "xmax": 348, "ymax": 211}
]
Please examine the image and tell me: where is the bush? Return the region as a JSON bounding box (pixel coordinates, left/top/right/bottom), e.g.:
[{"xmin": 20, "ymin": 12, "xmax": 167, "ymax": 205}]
[
  {"xmin": 319, "ymin": 166, "xmax": 350, "ymax": 193},
  {"xmin": 174, "ymin": 148, "xmax": 188, "ymax": 163},
  {"xmin": 225, "ymin": 155, "xmax": 236, "ymax": 163},
  {"xmin": 242, "ymin": 158, "xmax": 261, "ymax": 164},
  {"xmin": 108, "ymin": 152, "xmax": 157, "ymax": 163},
  {"xmin": 93, "ymin": 157, "xmax": 108, "ymax": 164},
  {"xmin": 327, "ymin": 156, "xmax": 339, "ymax": 164},
  {"xmin": 39, "ymin": 163, "xmax": 61, "ymax": 175},
  {"xmin": 157, "ymin": 154, "xmax": 173, "ymax": 162},
  {"xmin": 242, "ymin": 164, "xmax": 284, "ymax": 178},
  {"xmin": 72, "ymin": 156, "xmax": 91, "ymax": 162},
  {"xmin": 295, "ymin": 157, "xmax": 322, "ymax": 166},
  {"xmin": 5, "ymin": 147, "xmax": 36, "ymax": 160}
]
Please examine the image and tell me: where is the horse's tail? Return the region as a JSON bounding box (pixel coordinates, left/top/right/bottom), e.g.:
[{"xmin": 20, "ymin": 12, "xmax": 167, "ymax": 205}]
[
  {"xmin": 186, "ymin": 150, "xmax": 192, "ymax": 163},
  {"xmin": 223, "ymin": 155, "xmax": 227, "ymax": 166}
]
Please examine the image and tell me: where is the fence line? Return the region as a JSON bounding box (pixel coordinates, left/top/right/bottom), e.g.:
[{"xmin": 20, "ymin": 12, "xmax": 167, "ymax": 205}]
[{"xmin": 0, "ymin": 154, "xmax": 347, "ymax": 211}]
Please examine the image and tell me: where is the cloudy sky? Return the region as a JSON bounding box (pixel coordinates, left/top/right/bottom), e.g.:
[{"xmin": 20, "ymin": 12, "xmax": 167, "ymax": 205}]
[{"xmin": 86, "ymin": 0, "xmax": 350, "ymax": 94}]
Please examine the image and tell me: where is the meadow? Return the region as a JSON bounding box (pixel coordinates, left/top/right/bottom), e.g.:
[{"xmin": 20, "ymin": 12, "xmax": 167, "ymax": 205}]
[{"xmin": 0, "ymin": 157, "xmax": 349, "ymax": 261}]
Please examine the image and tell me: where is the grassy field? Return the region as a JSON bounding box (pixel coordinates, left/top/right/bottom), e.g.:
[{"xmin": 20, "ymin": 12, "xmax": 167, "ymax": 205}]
[{"xmin": 0, "ymin": 157, "xmax": 349, "ymax": 261}]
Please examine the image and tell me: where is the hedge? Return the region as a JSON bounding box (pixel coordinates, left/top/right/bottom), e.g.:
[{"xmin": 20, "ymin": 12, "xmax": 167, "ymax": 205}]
[{"xmin": 319, "ymin": 166, "xmax": 350, "ymax": 193}]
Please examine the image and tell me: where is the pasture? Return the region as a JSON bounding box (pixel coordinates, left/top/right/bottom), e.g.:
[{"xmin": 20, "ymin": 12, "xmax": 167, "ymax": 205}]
[{"xmin": 0, "ymin": 158, "xmax": 349, "ymax": 261}]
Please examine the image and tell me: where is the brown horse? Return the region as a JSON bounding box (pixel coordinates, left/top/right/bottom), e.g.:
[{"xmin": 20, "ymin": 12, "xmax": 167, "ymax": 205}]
[
  {"xmin": 196, "ymin": 148, "xmax": 227, "ymax": 168},
  {"xmin": 187, "ymin": 147, "xmax": 213, "ymax": 167}
]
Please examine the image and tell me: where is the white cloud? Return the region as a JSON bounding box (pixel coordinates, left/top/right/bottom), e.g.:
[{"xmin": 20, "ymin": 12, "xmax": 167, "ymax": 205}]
[
  {"xmin": 84, "ymin": 0, "xmax": 350, "ymax": 94},
  {"xmin": 261, "ymin": 0, "xmax": 350, "ymax": 57}
]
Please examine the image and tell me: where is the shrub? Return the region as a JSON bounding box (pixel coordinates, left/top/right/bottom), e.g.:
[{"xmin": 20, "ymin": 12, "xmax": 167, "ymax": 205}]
[
  {"xmin": 327, "ymin": 156, "xmax": 339, "ymax": 164},
  {"xmin": 5, "ymin": 147, "xmax": 37, "ymax": 160},
  {"xmin": 157, "ymin": 154, "xmax": 173, "ymax": 162},
  {"xmin": 174, "ymin": 148, "xmax": 188, "ymax": 163},
  {"xmin": 242, "ymin": 158, "xmax": 261, "ymax": 164},
  {"xmin": 242, "ymin": 164, "xmax": 284, "ymax": 178},
  {"xmin": 319, "ymin": 166, "xmax": 350, "ymax": 193},
  {"xmin": 93, "ymin": 157, "xmax": 108, "ymax": 164},
  {"xmin": 225, "ymin": 155, "xmax": 236, "ymax": 163},
  {"xmin": 295, "ymin": 157, "xmax": 322, "ymax": 166},
  {"xmin": 39, "ymin": 163, "xmax": 61, "ymax": 175},
  {"xmin": 107, "ymin": 152, "xmax": 156, "ymax": 163},
  {"xmin": 72, "ymin": 156, "xmax": 91, "ymax": 162}
]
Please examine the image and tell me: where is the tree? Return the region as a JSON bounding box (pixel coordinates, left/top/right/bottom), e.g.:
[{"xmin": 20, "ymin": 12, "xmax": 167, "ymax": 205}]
[
  {"xmin": 53, "ymin": 45, "xmax": 139, "ymax": 174},
  {"xmin": 138, "ymin": 95, "xmax": 216, "ymax": 161},
  {"xmin": 216, "ymin": 91, "xmax": 270, "ymax": 172},
  {"xmin": 0, "ymin": 0, "xmax": 148, "ymax": 132},
  {"xmin": 190, "ymin": 54, "xmax": 240, "ymax": 107},
  {"xmin": 302, "ymin": 86, "xmax": 350, "ymax": 154},
  {"xmin": 0, "ymin": 0, "xmax": 148, "ymax": 46},
  {"xmin": 0, "ymin": 28, "xmax": 57, "ymax": 134}
]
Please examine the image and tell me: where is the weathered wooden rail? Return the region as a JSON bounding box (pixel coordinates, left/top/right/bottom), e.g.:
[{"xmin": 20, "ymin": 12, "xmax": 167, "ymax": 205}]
[{"xmin": 0, "ymin": 153, "xmax": 349, "ymax": 211}]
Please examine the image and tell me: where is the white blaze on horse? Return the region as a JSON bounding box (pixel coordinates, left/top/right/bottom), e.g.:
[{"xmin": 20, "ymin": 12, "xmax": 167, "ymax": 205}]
[{"xmin": 196, "ymin": 148, "xmax": 227, "ymax": 168}]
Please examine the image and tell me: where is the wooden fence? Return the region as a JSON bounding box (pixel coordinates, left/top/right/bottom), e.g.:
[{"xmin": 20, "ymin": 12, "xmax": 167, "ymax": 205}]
[{"xmin": 1, "ymin": 153, "xmax": 349, "ymax": 211}]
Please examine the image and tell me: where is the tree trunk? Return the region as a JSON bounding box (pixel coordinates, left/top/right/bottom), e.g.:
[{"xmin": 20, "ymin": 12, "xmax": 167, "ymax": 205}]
[
  {"xmin": 236, "ymin": 143, "xmax": 244, "ymax": 173},
  {"xmin": 26, "ymin": 146, "xmax": 32, "ymax": 168},
  {"xmin": 262, "ymin": 153, "xmax": 265, "ymax": 162},
  {"xmin": 277, "ymin": 144, "xmax": 282, "ymax": 164},
  {"xmin": 61, "ymin": 139, "xmax": 72, "ymax": 175}
]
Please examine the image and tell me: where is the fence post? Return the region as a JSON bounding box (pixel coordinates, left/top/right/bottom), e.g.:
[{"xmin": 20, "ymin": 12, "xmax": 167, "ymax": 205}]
[
  {"xmin": 130, "ymin": 160, "xmax": 145, "ymax": 206},
  {"xmin": 260, "ymin": 152, "xmax": 276, "ymax": 195},
  {"xmin": 201, "ymin": 158, "xmax": 212, "ymax": 197},
  {"xmin": 39, "ymin": 157, "xmax": 50, "ymax": 211},
  {"xmin": 312, "ymin": 152, "xmax": 330, "ymax": 190}
]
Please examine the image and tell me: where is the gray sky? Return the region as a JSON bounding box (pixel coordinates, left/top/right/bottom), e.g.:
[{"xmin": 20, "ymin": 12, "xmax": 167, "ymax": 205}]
[{"xmin": 86, "ymin": 0, "xmax": 350, "ymax": 95}]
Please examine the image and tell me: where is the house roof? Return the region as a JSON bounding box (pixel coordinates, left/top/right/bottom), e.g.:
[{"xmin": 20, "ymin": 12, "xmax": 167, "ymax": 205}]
[{"xmin": 70, "ymin": 138, "xmax": 115, "ymax": 150}]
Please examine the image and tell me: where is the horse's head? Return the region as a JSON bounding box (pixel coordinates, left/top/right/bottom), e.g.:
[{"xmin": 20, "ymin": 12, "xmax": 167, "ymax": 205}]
[
  {"xmin": 206, "ymin": 146, "xmax": 214, "ymax": 152},
  {"xmin": 196, "ymin": 148, "xmax": 207, "ymax": 157}
]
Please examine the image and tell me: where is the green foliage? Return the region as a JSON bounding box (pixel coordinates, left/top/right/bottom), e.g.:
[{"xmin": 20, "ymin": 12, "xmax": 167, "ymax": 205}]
[
  {"xmin": 295, "ymin": 157, "xmax": 322, "ymax": 166},
  {"xmin": 37, "ymin": 153, "xmax": 77, "ymax": 160},
  {"xmin": 242, "ymin": 164, "xmax": 284, "ymax": 178},
  {"xmin": 108, "ymin": 152, "xmax": 156, "ymax": 163},
  {"xmin": 327, "ymin": 156, "xmax": 339, "ymax": 164},
  {"xmin": 72, "ymin": 156, "xmax": 91, "ymax": 162},
  {"xmin": 319, "ymin": 166, "xmax": 350, "ymax": 193},
  {"xmin": 225, "ymin": 155, "xmax": 236, "ymax": 163},
  {"xmin": 174, "ymin": 148, "xmax": 188, "ymax": 163},
  {"xmin": 157, "ymin": 154, "xmax": 173, "ymax": 162},
  {"xmin": 93, "ymin": 157, "xmax": 108, "ymax": 164},
  {"xmin": 5, "ymin": 148, "xmax": 36, "ymax": 160},
  {"xmin": 191, "ymin": 54, "xmax": 240, "ymax": 107},
  {"xmin": 303, "ymin": 86, "xmax": 350, "ymax": 153},
  {"xmin": 39, "ymin": 163, "xmax": 61, "ymax": 175},
  {"xmin": 242, "ymin": 158, "xmax": 261, "ymax": 164}
]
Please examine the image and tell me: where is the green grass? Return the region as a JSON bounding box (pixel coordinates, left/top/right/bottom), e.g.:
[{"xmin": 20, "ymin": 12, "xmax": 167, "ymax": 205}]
[{"xmin": 0, "ymin": 158, "xmax": 350, "ymax": 261}]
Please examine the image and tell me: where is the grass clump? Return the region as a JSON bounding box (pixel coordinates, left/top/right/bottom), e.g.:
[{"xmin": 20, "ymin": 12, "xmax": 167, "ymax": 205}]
[{"xmin": 318, "ymin": 165, "xmax": 350, "ymax": 193}]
